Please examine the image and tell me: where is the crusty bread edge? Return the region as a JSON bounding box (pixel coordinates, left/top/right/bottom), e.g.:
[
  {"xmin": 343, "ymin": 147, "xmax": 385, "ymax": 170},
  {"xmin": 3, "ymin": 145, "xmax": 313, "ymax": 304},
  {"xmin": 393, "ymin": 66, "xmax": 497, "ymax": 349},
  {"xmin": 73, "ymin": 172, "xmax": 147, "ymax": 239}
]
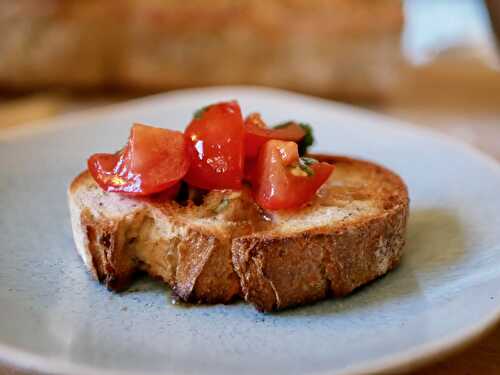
[
  {"xmin": 68, "ymin": 171, "xmax": 99, "ymax": 280},
  {"xmin": 232, "ymin": 200, "xmax": 408, "ymax": 311},
  {"xmin": 68, "ymin": 171, "xmax": 243, "ymax": 302}
]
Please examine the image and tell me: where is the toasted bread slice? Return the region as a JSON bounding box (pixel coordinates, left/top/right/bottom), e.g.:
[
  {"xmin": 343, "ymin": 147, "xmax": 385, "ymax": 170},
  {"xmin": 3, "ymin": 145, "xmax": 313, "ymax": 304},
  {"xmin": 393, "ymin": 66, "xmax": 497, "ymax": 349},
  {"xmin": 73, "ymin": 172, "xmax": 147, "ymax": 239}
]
[{"xmin": 68, "ymin": 155, "xmax": 408, "ymax": 311}]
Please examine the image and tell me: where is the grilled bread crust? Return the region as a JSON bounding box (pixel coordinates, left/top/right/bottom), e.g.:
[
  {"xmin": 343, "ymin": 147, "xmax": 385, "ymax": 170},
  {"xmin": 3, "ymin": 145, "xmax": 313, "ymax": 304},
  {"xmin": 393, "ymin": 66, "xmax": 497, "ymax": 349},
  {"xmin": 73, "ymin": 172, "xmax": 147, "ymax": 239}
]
[{"xmin": 68, "ymin": 155, "xmax": 409, "ymax": 311}]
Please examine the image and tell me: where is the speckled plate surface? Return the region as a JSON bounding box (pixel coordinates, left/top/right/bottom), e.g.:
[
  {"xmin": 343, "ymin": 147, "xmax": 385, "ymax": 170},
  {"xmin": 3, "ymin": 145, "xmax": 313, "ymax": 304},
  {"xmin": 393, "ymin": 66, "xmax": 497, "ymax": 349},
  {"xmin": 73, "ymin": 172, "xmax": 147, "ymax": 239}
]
[{"xmin": 1, "ymin": 87, "xmax": 500, "ymax": 375}]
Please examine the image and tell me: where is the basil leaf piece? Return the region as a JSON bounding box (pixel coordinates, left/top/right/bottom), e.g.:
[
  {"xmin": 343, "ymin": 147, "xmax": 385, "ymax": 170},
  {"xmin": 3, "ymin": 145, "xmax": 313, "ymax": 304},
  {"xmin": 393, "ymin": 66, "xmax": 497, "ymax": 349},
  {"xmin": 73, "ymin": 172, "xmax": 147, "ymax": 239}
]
[
  {"xmin": 297, "ymin": 123, "xmax": 314, "ymax": 156},
  {"xmin": 193, "ymin": 105, "xmax": 210, "ymax": 120},
  {"xmin": 298, "ymin": 157, "xmax": 316, "ymax": 176},
  {"xmin": 273, "ymin": 121, "xmax": 315, "ymax": 156},
  {"xmin": 214, "ymin": 198, "xmax": 230, "ymax": 213}
]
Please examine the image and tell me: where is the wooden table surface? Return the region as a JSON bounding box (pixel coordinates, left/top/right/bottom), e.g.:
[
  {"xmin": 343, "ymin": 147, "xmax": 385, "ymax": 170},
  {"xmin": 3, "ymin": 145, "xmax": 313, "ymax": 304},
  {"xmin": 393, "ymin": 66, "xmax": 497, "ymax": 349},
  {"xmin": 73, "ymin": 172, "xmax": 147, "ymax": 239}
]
[{"xmin": 0, "ymin": 57, "xmax": 499, "ymax": 375}]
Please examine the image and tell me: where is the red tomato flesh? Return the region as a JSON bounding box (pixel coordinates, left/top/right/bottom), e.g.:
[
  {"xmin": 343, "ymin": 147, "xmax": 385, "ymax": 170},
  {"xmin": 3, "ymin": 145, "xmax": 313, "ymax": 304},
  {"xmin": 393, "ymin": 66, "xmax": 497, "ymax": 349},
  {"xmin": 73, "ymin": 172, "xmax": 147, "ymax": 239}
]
[
  {"xmin": 244, "ymin": 113, "xmax": 305, "ymax": 159},
  {"xmin": 88, "ymin": 123, "xmax": 189, "ymax": 196},
  {"xmin": 252, "ymin": 140, "xmax": 334, "ymax": 210},
  {"xmin": 184, "ymin": 101, "xmax": 245, "ymax": 190}
]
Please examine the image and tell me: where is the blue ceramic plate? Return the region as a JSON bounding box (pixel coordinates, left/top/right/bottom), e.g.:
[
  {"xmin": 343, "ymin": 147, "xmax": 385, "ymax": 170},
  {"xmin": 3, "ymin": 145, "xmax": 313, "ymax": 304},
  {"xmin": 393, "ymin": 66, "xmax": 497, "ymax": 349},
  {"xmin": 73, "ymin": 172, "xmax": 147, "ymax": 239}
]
[{"xmin": 1, "ymin": 87, "xmax": 500, "ymax": 375}]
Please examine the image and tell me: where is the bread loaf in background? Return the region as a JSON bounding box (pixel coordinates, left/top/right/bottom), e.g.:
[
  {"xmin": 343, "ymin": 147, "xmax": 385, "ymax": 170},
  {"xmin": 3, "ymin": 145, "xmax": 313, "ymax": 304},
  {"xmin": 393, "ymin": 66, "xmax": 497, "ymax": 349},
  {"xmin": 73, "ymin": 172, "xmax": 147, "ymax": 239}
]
[{"xmin": 0, "ymin": 0, "xmax": 404, "ymax": 100}]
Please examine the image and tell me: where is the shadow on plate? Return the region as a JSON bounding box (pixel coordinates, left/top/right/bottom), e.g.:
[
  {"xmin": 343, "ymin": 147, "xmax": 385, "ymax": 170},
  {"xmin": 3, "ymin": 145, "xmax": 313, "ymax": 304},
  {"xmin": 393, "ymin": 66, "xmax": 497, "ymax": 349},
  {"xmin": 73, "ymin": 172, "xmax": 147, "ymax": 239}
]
[{"xmin": 279, "ymin": 208, "xmax": 466, "ymax": 317}]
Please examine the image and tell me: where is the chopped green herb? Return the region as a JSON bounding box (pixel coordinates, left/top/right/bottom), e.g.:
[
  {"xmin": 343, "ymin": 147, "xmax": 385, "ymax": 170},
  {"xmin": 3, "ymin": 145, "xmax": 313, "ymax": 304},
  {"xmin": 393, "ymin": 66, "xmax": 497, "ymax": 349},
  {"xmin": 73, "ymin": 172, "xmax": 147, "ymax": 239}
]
[
  {"xmin": 193, "ymin": 105, "xmax": 210, "ymax": 120},
  {"xmin": 214, "ymin": 198, "xmax": 230, "ymax": 213},
  {"xmin": 297, "ymin": 123, "xmax": 314, "ymax": 156},
  {"xmin": 273, "ymin": 121, "xmax": 294, "ymax": 130},
  {"xmin": 299, "ymin": 157, "xmax": 318, "ymax": 166},
  {"xmin": 273, "ymin": 121, "xmax": 315, "ymax": 156},
  {"xmin": 298, "ymin": 158, "xmax": 315, "ymax": 176}
]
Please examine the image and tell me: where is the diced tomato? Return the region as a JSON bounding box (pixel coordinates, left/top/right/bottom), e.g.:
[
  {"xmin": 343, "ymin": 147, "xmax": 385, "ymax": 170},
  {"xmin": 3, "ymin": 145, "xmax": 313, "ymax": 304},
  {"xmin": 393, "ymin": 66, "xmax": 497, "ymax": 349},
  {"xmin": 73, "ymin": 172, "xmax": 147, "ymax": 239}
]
[
  {"xmin": 244, "ymin": 113, "xmax": 305, "ymax": 159},
  {"xmin": 184, "ymin": 101, "xmax": 245, "ymax": 190},
  {"xmin": 88, "ymin": 123, "xmax": 189, "ymax": 196},
  {"xmin": 252, "ymin": 140, "xmax": 334, "ymax": 210}
]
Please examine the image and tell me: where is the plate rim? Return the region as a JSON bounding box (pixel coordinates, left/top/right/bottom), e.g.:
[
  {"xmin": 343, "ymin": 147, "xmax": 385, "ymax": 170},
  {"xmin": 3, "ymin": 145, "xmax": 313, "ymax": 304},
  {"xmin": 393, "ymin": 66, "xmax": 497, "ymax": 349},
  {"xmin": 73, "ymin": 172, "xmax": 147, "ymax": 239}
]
[{"xmin": 1, "ymin": 85, "xmax": 500, "ymax": 375}]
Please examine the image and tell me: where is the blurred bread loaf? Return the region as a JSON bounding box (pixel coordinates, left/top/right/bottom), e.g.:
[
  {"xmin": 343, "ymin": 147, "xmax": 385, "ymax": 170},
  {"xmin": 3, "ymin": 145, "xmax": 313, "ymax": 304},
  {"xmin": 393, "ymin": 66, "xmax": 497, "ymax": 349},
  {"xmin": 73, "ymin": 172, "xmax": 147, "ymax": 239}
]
[{"xmin": 0, "ymin": 0, "xmax": 404, "ymax": 99}]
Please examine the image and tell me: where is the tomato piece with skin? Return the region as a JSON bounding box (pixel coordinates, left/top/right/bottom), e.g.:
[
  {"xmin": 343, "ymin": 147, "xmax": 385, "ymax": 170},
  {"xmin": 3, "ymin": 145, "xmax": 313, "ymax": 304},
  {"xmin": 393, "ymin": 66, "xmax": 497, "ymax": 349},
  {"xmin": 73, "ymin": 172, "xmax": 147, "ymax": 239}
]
[
  {"xmin": 88, "ymin": 123, "xmax": 189, "ymax": 196},
  {"xmin": 244, "ymin": 113, "xmax": 306, "ymax": 159},
  {"xmin": 252, "ymin": 140, "xmax": 334, "ymax": 210},
  {"xmin": 184, "ymin": 101, "xmax": 245, "ymax": 190}
]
